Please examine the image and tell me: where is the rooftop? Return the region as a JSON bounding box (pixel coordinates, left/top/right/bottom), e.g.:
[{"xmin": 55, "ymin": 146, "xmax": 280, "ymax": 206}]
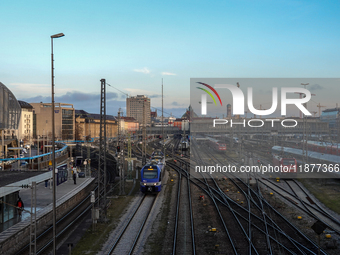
[
  {"xmin": 18, "ymin": 100, "xmax": 33, "ymax": 109},
  {"xmin": 323, "ymin": 108, "xmax": 340, "ymax": 113}
]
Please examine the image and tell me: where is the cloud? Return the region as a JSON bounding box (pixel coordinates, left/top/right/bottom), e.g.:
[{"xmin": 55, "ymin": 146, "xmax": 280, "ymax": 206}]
[
  {"xmin": 161, "ymin": 72, "xmax": 176, "ymax": 76},
  {"xmin": 133, "ymin": 67, "xmax": 150, "ymax": 74},
  {"xmin": 171, "ymin": 101, "xmax": 179, "ymax": 106},
  {"xmin": 19, "ymin": 90, "xmax": 123, "ymax": 115},
  {"xmin": 58, "ymin": 91, "xmax": 118, "ymax": 102},
  {"xmin": 148, "ymin": 94, "xmax": 162, "ymax": 98},
  {"xmin": 10, "ymin": 82, "xmax": 71, "ymax": 96}
]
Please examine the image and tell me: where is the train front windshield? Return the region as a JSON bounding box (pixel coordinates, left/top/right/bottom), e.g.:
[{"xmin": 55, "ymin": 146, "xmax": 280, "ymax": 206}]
[
  {"xmin": 143, "ymin": 165, "xmax": 159, "ymax": 179},
  {"xmin": 143, "ymin": 170, "xmax": 158, "ymax": 179},
  {"xmin": 152, "ymin": 151, "xmax": 163, "ymax": 158},
  {"xmin": 283, "ymin": 159, "xmax": 296, "ymax": 165}
]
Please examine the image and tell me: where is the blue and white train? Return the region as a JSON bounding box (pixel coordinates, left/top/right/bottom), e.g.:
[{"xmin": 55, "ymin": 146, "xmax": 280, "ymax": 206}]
[{"xmin": 140, "ymin": 151, "xmax": 165, "ymax": 193}]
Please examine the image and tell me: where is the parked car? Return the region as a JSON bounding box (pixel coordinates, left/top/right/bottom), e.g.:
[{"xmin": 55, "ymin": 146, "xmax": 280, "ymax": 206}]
[{"xmin": 78, "ymin": 172, "xmax": 85, "ymax": 178}]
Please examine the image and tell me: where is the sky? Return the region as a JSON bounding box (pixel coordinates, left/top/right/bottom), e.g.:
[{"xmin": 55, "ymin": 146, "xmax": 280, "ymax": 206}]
[{"xmin": 1, "ymin": 0, "xmax": 340, "ymax": 118}]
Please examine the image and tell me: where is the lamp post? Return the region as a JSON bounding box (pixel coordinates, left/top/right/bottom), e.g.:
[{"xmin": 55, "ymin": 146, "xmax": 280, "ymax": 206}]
[{"xmin": 51, "ymin": 32, "xmax": 64, "ymax": 255}]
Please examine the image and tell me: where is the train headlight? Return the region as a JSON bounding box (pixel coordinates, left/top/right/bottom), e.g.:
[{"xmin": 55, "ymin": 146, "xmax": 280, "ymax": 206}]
[
  {"xmin": 154, "ymin": 183, "xmax": 157, "ymax": 186},
  {"xmin": 144, "ymin": 183, "xmax": 147, "ymax": 186}
]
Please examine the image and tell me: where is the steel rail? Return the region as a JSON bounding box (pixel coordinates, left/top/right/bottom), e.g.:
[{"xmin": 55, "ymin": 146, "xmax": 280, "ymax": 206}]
[
  {"xmin": 260, "ymin": 178, "xmax": 340, "ymax": 236},
  {"xmin": 107, "ymin": 194, "xmax": 147, "ymax": 254},
  {"xmin": 172, "ymin": 166, "xmax": 181, "ymax": 255},
  {"xmin": 128, "ymin": 195, "xmax": 157, "ymax": 255},
  {"xmin": 187, "ymin": 141, "xmax": 327, "ymax": 254}
]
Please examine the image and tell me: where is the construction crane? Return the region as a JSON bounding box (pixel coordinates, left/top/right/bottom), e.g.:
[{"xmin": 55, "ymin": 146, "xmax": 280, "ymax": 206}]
[{"xmin": 316, "ymin": 103, "xmax": 326, "ymax": 117}]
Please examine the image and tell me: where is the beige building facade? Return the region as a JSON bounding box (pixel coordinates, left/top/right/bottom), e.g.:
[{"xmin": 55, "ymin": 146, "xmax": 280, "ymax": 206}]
[
  {"xmin": 75, "ymin": 111, "xmax": 118, "ymax": 139},
  {"xmin": 126, "ymin": 95, "xmax": 151, "ymax": 125},
  {"xmin": 30, "ymin": 103, "xmax": 75, "ymax": 141},
  {"xmin": 18, "ymin": 101, "xmax": 34, "ymax": 144}
]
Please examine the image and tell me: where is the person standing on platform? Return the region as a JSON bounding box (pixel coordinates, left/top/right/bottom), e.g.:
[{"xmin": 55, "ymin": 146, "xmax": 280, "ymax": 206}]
[
  {"xmin": 17, "ymin": 197, "xmax": 24, "ymax": 217},
  {"xmin": 73, "ymin": 171, "xmax": 77, "ymax": 184}
]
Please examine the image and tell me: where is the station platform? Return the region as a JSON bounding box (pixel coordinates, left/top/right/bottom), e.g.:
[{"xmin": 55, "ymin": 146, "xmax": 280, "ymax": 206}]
[{"xmin": 0, "ymin": 175, "xmax": 93, "ymax": 233}]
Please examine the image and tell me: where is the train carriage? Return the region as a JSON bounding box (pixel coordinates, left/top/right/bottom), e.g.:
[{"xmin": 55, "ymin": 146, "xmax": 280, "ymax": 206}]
[
  {"xmin": 272, "ymin": 155, "xmax": 297, "ymax": 173},
  {"xmin": 305, "ymin": 141, "xmax": 340, "ymax": 155},
  {"xmin": 140, "ymin": 164, "xmax": 163, "ymax": 193},
  {"xmin": 272, "ymin": 146, "xmax": 340, "ymax": 166},
  {"xmin": 141, "ymin": 151, "xmax": 165, "ymax": 193},
  {"xmin": 207, "ymin": 137, "xmax": 227, "ymax": 152}
]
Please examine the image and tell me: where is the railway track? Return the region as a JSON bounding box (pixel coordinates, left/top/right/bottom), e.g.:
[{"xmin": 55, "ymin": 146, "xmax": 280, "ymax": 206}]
[
  {"xmin": 133, "ymin": 136, "xmax": 335, "ymax": 253},
  {"xmin": 104, "ymin": 194, "xmax": 157, "ymax": 255},
  {"xmin": 260, "ymin": 178, "xmax": 340, "ymax": 235},
  {"xmin": 183, "ymin": 140, "xmax": 327, "ymax": 254},
  {"xmin": 170, "ymin": 162, "xmax": 196, "ymax": 255},
  {"xmin": 239, "ymin": 143, "xmax": 340, "ymax": 238}
]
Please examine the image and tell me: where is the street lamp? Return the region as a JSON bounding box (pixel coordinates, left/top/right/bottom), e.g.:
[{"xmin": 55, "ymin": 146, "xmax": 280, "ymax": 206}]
[{"xmin": 51, "ymin": 32, "xmax": 64, "ymax": 255}]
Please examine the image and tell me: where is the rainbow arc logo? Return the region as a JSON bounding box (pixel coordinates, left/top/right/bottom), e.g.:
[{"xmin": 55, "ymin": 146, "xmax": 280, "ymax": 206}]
[{"xmin": 196, "ymin": 82, "xmax": 223, "ymax": 106}]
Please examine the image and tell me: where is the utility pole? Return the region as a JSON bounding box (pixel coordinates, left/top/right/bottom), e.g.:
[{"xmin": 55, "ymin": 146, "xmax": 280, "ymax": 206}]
[
  {"xmin": 301, "ymin": 83, "xmax": 309, "ymax": 164},
  {"xmin": 1, "ymin": 130, "xmax": 4, "ymax": 171},
  {"xmin": 337, "ymin": 107, "xmax": 340, "ymax": 155},
  {"xmin": 118, "ymin": 109, "xmax": 125, "ymax": 195},
  {"xmin": 162, "ymin": 79, "xmax": 164, "ymax": 157},
  {"xmin": 98, "ymin": 79, "xmax": 107, "ymax": 218},
  {"xmin": 127, "ymin": 132, "xmax": 132, "ymax": 180},
  {"xmin": 142, "ymin": 100, "xmax": 147, "ymax": 165},
  {"xmin": 86, "ymin": 117, "xmax": 91, "ymax": 176}
]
